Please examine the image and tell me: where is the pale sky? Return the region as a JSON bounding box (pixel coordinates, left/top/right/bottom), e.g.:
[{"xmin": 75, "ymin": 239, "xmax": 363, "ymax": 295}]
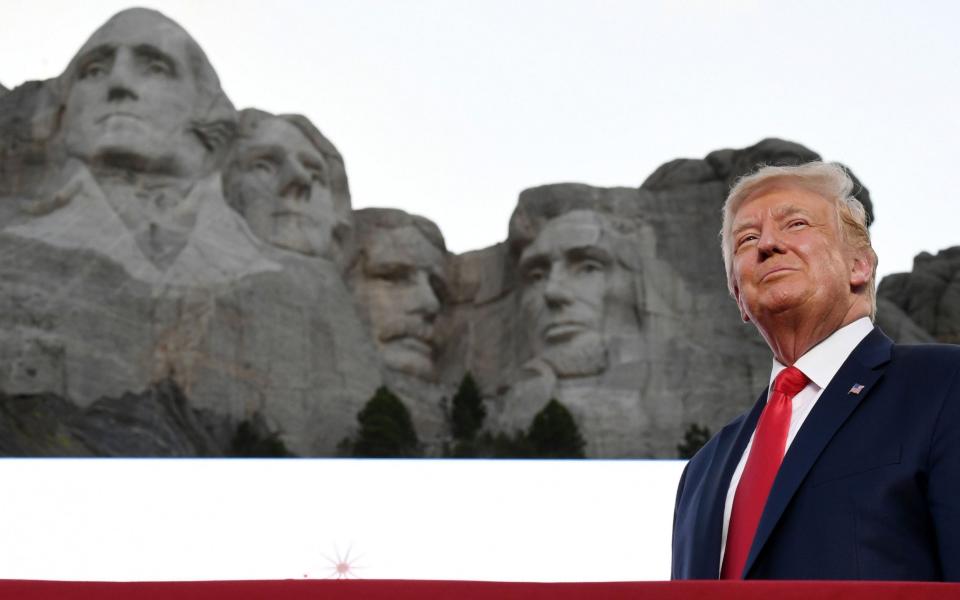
[{"xmin": 3, "ymin": 0, "xmax": 959, "ymax": 280}]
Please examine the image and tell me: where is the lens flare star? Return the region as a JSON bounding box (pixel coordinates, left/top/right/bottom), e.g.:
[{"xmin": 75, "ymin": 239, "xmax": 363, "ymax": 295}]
[{"xmin": 320, "ymin": 544, "xmax": 365, "ymax": 579}]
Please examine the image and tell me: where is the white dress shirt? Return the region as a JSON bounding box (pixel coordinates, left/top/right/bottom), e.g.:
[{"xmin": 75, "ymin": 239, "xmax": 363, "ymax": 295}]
[{"xmin": 718, "ymin": 317, "xmax": 874, "ymax": 569}]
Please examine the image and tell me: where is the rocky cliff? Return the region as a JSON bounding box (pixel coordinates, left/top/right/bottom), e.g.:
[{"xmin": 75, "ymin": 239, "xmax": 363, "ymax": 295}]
[{"xmin": 0, "ymin": 8, "xmax": 949, "ymax": 457}]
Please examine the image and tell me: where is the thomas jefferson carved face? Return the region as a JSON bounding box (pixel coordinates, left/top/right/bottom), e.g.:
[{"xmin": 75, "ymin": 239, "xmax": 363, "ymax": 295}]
[
  {"xmin": 518, "ymin": 210, "xmax": 637, "ymax": 378},
  {"xmin": 351, "ymin": 224, "xmax": 447, "ymax": 379},
  {"xmin": 60, "ymin": 9, "xmax": 207, "ymax": 175},
  {"xmin": 226, "ymin": 116, "xmax": 338, "ymax": 257}
]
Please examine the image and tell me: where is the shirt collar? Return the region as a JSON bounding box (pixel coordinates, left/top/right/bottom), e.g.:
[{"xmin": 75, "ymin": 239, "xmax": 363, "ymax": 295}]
[{"xmin": 769, "ymin": 317, "xmax": 874, "ymax": 391}]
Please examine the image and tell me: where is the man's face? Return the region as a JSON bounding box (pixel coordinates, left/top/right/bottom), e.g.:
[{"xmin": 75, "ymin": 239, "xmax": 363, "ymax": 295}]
[
  {"xmin": 518, "ymin": 210, "xmax": 636, "ymax": 378},
  {"xmin": 730, "ymin": 184, "xmax": 861, "ymax": 325},
  {"xmin": 227, "ymin": 117, "xmax": 338, "ymax": 257},
  {"xmin": 352, "ymin": 226, "xmax": 446, "ymax": 378},
  {"xmin": 61, "ymin": 10, "xmax": 203, "ymax": 174}
]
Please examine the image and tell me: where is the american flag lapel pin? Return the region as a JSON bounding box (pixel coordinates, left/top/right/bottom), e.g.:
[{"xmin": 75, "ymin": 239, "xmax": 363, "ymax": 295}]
[{"xmin": 848, "ymin": 383, "xmax": 865, "ymax": 395}]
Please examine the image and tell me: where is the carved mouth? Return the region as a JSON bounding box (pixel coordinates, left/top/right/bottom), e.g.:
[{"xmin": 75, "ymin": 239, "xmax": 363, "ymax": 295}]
[
  {"xmin": 388, "ymin": 335, "xmax": 434, "ymax": 357},
  {"xmin": 542, "ymin": 321, "xmax": 586, "ymax": 342},
  {"xmin": 96, "ymin": 112, "xmax": 143, "ymax": 124}
]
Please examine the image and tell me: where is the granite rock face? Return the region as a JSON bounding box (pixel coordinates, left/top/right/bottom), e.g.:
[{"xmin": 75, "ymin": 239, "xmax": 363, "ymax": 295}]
[
  {"xmin": 346, "ymin": 208, "xmax": 453, "ymax": 454},
  {"xmin": 878, "ymin": 247, "xmax": 960, "ymax": 344},
  {"xmin": 224, "ymin": 109, "xmax": 353, "ymax": 265},
  {"xmin": 0, "ymin": 379, "xmax": 288, "ymax": 456},
  {"xmin": 0, "ymin": 8, "xmax": 379, "ymax": 456},
  {"xmin": 0, "ymin": 381, "xmax": 223, "ymax": 456},
  {"xmin": 448, "ymin": 139, "xmax": 870, "ymax": 457},
  {"xmin": 0, "ymin": 9, "xmax": 951, "ymax": 457}
]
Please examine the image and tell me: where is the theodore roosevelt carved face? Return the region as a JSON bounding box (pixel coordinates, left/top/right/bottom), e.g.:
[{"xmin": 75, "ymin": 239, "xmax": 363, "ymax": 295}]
[{"xmin": 349, "ymin": 210, "xmax": 448, "ymax": 379}]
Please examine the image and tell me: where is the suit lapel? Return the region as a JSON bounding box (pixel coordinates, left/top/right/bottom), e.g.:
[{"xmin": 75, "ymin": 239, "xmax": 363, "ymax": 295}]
[
  {"xmin": 692, "ymin": 388, "xmax": 768, "ymax": 577},
  {"xmin": 742, "ymin": 328, "xmax": 893, "ymax": 577}
]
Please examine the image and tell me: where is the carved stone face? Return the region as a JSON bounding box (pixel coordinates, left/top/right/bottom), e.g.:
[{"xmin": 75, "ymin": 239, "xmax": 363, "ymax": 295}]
[
  {"xmin": 351, "ymin": 226, "xmax": 447, "ymax": 378},
  {"xmin": 518, "ymin": 210, "xmax": 637, "ymax": 378},
  {"xmin": 226, "ymin": 117, "xmax": 337, "ymax": 257},
  {"xmin": 61, "ymin": 9, "xmax": 206, "ymax": 175}
]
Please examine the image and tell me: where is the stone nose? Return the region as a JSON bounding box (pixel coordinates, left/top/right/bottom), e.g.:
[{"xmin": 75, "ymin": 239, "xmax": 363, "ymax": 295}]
[
  {"xmin": 107, "ymin": 86, "xmax": 138, "ymax": 102},
  {"xmin": 277, "ymin": 155, "xmax": 313, "ymax": 200},
  {"xmin": 409, "ymin": 270, "xmax": 440, "ymax": 320},
  {"xmin": 278, "ymin": 158, "xmax": 313, "ymax": 200},
  {"xmin": 543, "ymin": 264, "xmax": 574, "ymax": 308},
  {"xmin": 105, "ymin": 50, "xmax": 140, "ymax": 102}
]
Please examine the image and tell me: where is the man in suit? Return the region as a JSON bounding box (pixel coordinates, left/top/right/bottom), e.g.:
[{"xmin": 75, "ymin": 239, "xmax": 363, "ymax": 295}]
[{"xmin": 671, "ymin": 161, "xmax": 960, "ymax": 580}]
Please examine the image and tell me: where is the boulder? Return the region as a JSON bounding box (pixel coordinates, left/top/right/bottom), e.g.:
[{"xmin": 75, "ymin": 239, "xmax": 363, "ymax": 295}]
[{"xmin": 878, "ymin": 247, "xmax": 960, "ymax": 344}]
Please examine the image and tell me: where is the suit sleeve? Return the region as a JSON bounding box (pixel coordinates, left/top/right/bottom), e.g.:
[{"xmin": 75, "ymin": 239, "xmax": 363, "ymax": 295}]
[
  {"xmin": 928, "ymin": 361, "xmax": 960, "ymax": 581},
  {"xmin": 671, "ymin": 461, "xmax": 690, "ymax": 580}
]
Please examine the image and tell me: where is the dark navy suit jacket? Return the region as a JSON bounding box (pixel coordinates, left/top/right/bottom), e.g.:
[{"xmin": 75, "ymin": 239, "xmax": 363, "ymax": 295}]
[{"xmin": 671, "ymin": 328, "xmax": 960, "ymax": 580}]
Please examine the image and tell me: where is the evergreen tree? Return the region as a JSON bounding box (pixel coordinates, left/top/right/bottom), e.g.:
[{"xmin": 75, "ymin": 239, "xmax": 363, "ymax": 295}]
[
  {"xmin": 351, "ymin": 386, "xmax": 421, "ymax": 457},
  {"xmin": 445, "ymin": 395, "xmax": 585, "ymax": 459},
  {"xmin": 526, "ymin": 399, "xmax": 586, "ymax": 458},
  {"xmin": 227, "ymin": 421, "xmax": 293, "ymax": 458},
  {"xmin": 450, "ymin": 372, "xmax": 486, "ymax": 454},
  {"xmin": 677, "ymin": 423, "xmax": 711, "ymax": 459},
  {"xmin": 489, "ymin": 430, "xmax": 535, "ymax": 458},
  {"xmin": 229, "ymin": 419, "xmax": 292, "ymax": 457}
]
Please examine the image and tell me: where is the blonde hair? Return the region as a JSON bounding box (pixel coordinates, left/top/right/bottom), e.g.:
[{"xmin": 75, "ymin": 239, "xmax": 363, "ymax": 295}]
[{"xmin": 720, "ymin": 161, "xmax": 878, "ymax": 319}]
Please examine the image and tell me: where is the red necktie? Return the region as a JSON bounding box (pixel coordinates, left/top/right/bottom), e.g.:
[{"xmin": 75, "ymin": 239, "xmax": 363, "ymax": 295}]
[{"xmin": 720, "ymin": 365, "xmax": 809, "ymax": 579}]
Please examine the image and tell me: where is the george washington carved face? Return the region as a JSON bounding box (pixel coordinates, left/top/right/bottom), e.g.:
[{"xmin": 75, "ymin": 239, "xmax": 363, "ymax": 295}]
[{"xmin": 59, "ymin": 9, "xmax": 224, "ymax": 176}]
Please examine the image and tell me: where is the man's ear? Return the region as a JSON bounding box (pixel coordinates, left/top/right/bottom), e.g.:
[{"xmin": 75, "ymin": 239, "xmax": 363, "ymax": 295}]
[
  {"xmin": 734, "ymin": 285, "xmax": 751, "ymax": 323},
  {"xmin": 849, "ymin": 250, "xmax": 873, "ymax": 289}
]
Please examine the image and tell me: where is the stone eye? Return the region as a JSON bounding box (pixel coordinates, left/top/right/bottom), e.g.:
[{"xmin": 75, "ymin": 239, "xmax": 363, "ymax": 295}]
[
  {"xmin": 577, "ymin": 260, "xmax": 604, "ymax": 274},
  {"xmin": 377, "ymin": 266, "xmax": 414, "ymax": 284},
  {"xmin": 80, "ymin": 61, "xmax": 107, "ymax": 79},
  {"xmin": 250, "ymin": 157, "xmax": 278, "ymax": 175},
  {"xmin": 525, "ymin": 267, "xmax": 546, "ymax": 284},
  {"xmin": 145, "ymin": 60, "xmax": 171, "ymax": 76}
]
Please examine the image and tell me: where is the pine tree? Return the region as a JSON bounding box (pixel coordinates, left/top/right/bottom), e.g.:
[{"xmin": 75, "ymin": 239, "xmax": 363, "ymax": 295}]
[
  {"xmin": 526, "ymin": 399, "xmax": 586, "ymax": 458},
  {"xmin": 351, "ymin": 386, "xmax": 421, "ymax": 457},
  {"xmin": 229, "ymin": 419, "xmax": 291, "ymax": 457},
  {"xmin": 677, "ymin": 423, "xmax": 711, "ymax": 459},
  {"xmin": 450, "ymin": 372, "xmax": 486, "ymax": 442}
]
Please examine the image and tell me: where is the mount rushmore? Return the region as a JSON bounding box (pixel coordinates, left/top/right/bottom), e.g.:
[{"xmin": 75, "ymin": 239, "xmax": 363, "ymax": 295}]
[{"xmin": 0, "ymin": 9, "xmax": 951, "ymax": 457}]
